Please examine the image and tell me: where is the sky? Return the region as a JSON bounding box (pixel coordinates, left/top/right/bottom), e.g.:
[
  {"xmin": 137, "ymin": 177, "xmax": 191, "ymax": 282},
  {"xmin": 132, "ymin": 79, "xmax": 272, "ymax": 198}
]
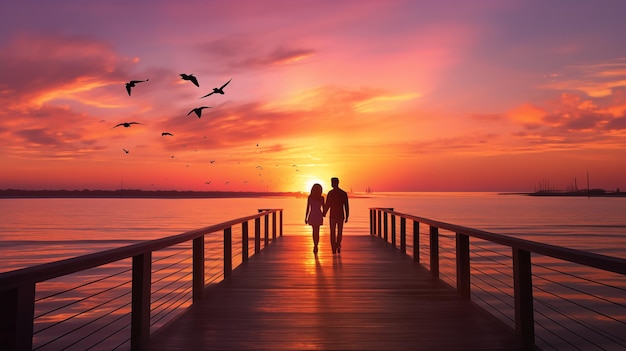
[{"xmin": 1, "ymin": 0, "xmax": 626, "ymax": 193}]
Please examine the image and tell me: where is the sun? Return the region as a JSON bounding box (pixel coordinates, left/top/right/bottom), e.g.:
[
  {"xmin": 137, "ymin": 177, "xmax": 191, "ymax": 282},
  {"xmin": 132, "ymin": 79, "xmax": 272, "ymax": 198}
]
[{"xmin": 303, "ymin": 177, "xmax": 328, "ymax": 194}]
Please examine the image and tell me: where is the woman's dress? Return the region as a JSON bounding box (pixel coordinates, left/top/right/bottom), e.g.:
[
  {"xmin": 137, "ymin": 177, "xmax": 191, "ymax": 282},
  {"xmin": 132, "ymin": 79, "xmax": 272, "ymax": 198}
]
[{"xmin": 307, "ymin": 197, "xmax": 324, "ymax": 226}]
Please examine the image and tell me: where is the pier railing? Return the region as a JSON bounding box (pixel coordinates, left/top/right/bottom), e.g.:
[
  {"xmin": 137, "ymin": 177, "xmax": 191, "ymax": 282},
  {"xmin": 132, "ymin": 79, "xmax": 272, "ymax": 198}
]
[
  {"xmin": 0, "ymin": 209, "xmax": 283, "ymax": 351},
  {"xmin": 370, "ymin": 207, "xmax": 626, "ymax": 351}
]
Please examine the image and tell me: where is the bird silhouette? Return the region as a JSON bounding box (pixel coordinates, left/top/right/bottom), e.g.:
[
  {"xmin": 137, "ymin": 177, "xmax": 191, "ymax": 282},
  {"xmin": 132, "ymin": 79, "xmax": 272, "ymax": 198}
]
[
  {"xmin": 180, "ymin": 73, "xmax": 199, "ymax": 87},
  {"xmin": 122, "ymin": 148, "xmax": 129, "ymax": 154},
  {"xmin": 161, "ymin": 132, "xmax": 173, "ymax": 136},
  {"xmin": 187, "ymin": 106, "xmax": 211, "ymax": 118},
  {"xmin": 200, "ymin": 78, "xmax": 231, "ymax": 98},
  {"xmin": 125, "ymin": 79, "xmax": 149, "ymax": 96},
  {"xmin": 113, "ymin": 122, "xmax": 143, "ymax": 128}
]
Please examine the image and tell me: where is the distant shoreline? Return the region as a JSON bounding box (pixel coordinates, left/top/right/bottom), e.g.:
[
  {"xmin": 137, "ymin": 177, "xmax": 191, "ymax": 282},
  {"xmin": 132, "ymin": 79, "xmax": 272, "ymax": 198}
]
[
  {"xmin": 500, "ymin": 190, "xmax": 626, "ymax": 197},
  {"xmin": 0, "ymin": 189, "xmax": 304, "ymax": 199},
  {"xmin": 526, "ymin": 191, "xmax": 626, "ymax": 197}
]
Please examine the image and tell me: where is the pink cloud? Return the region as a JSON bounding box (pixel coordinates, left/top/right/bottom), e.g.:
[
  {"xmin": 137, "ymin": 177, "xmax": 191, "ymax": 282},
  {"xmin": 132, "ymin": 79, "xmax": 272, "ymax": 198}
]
[
  {"xmin": 0, "ymin": 33, "xmax": 131, "ymax": 108},
  {"xmin": 197, "ymin": 37, "xmax": 316, "ymax": 73},
  {"xmin": 606, "ymin": 116, "xmax": 626, "ymax": 130},
  {"xmin": 471, "ymin": 113, "xmax": 503, "ymax": 121}
]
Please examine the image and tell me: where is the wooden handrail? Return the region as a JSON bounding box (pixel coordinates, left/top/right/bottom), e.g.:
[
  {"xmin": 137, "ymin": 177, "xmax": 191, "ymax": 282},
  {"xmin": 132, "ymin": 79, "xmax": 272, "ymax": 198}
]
[
  {"xmin": 369, "ymin": 207, "xmax": 626, "ymax": 350},
  {"xmin": 370, "ymin": 208, "xmax": 626, "ymax": 275},
  {"xmin": 0, "ymin": 209, "xmax": 283, "ymax": 351},
  {"xmin": 0, "ymin": 210, "xmax": 281, "ymax": 289}
]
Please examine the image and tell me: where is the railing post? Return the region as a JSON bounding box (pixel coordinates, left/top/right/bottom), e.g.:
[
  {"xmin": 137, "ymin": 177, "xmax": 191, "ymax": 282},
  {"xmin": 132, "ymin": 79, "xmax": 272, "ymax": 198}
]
[
  {"xmin": 279, "ymin": 210, "xmax": 283, "ymax": 237},
  {"xmin": 264, "ymin": 214, "xmax": 269, "ymax": 246},
  {"xmin": 257, "ymin": 209, "xmax": 270, "ymax": 246},
  {"xmin": 377, "ymin": 210, "xmax": 382, "ymax": 237},
  {"xmin": 429, "ymin": 226, "xmax": 439, "ymax": 279},
  {"xmin": 131, "ymin": 252, "xmax": 151, "ymax": 350},
  {"xmin": 0, "ymin": 282, "xmax": 35, "ymax": 351},
  {"xmin": 513, "ymin": 248, "xmax": 535, "ymax": 349},
  {"xmin": 383, "ymin": 212, "xmax": 389, "ymax": 241},
  {"xmin": 369, "ymin": 209, "xmax": 374, "ymax": 236},
  {"xmin": 242, "ymin": 221, "xmax": 249, "ymax": 263},
  {"xmin": 192, "ymin": 236, "xmax": 205, "ymax": 303},
  {"xmin": 413, "ymin": 220, "xmax": 420, "ymax": 262},
  {"xmin": 272, "ymin": 212, "xmax": 277, "ymax": 239},
  {"xmin": 400, "ymin": 217, "xmax": 406, "ymax": 254},
  {"xmin": 254, "ymin": 217, "xmax": 261, "ymax": 254},
  {"xmin": 224, "ymin": 227, "xmax": 232, "ymax": 278},
  {"xmin": 456, "ymin": 233, "xmax": 471, "ymax": 299},
  {"xmin": 391, "ymin": 214, "xmax": 396, "ymax": 248}
]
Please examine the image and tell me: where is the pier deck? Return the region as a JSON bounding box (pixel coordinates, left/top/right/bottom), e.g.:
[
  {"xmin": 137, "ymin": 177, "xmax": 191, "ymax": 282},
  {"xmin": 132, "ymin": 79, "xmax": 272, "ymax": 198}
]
[{"xmin": 146, "ymin": 235, "xmax": 523, "ymax": 350}]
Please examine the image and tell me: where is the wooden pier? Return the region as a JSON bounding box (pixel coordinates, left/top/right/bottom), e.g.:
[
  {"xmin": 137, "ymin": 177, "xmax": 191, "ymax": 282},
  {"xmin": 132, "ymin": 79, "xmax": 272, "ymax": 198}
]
[
  {"xmin": 145, "ymin": 235, "xmax": 523, "ymax": 350},
  {"xmin": 3, "ymin": 208, "xmax": 624, "ymax": 350}
]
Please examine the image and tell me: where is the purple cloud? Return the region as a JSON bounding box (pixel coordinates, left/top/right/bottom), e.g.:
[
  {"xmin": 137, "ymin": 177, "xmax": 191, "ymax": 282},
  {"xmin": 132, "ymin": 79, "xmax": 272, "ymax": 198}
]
[{"xmin": 199, "ymin": 37, "xmax": 315, "ymax": 72}]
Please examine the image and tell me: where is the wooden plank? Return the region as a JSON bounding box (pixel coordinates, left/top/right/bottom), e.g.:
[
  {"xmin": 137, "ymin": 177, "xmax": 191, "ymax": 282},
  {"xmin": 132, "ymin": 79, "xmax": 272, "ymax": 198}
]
[{"xmin": 147, "ymin": 235, "xmax": 523, "ymax": 350}]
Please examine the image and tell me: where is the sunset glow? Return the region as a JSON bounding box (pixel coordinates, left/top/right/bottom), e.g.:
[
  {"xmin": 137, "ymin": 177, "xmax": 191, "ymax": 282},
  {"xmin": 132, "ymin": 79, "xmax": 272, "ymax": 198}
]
[{"xmin": 1, "ymin": 1, "xmax": 626, "ymax": 192}]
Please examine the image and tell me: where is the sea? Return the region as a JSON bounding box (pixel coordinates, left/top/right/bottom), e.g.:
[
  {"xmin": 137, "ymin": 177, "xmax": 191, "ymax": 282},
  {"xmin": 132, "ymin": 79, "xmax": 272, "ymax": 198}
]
[
  {"xmin": 1, "ymin": 192, "xmax": 625, "ymax": 350},
  {"xmin": 1, "ymin": 192, "xmax": 624, "ymax": 272}
]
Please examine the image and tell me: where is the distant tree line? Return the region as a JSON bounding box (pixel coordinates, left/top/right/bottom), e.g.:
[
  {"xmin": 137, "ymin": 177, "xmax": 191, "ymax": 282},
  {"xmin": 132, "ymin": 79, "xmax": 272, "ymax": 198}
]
[{"xmin": 0, "ymin": 189, "xmax": 301, "ymax": 198}]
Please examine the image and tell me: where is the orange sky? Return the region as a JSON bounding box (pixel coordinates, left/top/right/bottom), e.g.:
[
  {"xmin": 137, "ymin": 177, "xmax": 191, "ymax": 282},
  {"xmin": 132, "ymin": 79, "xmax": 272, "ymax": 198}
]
[{"xmin": 1, "ymin": 1, "xmax": 626, "ymax": 193}]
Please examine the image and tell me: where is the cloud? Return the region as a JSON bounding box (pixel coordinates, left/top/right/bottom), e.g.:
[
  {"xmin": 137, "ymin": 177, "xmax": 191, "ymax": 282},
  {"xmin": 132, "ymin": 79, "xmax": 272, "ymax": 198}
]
[
  {"xmin": 15, "ymin": 128, "xmax": 59, "ymax": 146},
  {"xmin": 0, "ymin": 33, "xmax": 132, "ymax": 108},
  {"xmin": 144, "ymin": 84, "xmax": 418, "ymax": 162},
  {"xmin": 236, "ymin": 47, "xmax": 316, "ymax": 68},
  {"xmin": 506, "ymin": 103, "xmax": 547, "ymax": 128},
  {"xmin": 501, "ymin": 88, "xmax": 626, "ymax": 140},
  {"xmin": 199, "ymin": 37, "xmax": 316, "ymax": 72},
  {"xmin": 470, "ymin": 113, "xmax": 503, "ymax": 121},
  {"xmin": 541, "ymin": 58, "xmax": 626, "ymax": 97},
  {"xmin": 0, "ymin": 103, "xmax": 108, "ymax": 160},
  {"xmin": 606, "ymin": 116, "xmax": 626, "ymax": 130}
]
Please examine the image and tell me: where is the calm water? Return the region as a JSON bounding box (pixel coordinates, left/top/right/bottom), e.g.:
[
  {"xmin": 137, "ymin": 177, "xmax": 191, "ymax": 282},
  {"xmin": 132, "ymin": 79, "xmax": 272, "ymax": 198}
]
[
  {"xmin": 1, "ymin": 192, "xmax": 625, "ymax": 272},
  {"xmin": 1, "ymin": 192, "xmax": 625, "ymax": 350}
]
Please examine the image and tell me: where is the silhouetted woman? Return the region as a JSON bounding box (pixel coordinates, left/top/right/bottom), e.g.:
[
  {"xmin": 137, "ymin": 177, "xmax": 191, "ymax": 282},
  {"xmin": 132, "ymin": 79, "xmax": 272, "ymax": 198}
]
[{"xmin": 305, "ymin": 183, "xmax": 324, "ymax": 254}]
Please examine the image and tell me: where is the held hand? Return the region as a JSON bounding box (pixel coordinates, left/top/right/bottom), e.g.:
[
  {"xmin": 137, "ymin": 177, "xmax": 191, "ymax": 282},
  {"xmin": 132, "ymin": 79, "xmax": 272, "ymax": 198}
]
[{"xmin": 345, "ymin": 218, "xmax": 348, "ymax": 223}]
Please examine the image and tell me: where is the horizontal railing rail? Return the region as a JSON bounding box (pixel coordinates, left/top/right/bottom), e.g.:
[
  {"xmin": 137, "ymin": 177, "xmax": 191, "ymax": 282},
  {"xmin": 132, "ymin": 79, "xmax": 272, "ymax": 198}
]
[
  {"xmin": 0, "ymin": 209, "xmax": 283, "ymax": 351},
  {"xmin": 370, "ymin": 207, "xmax": 626, "ymax": 351}
]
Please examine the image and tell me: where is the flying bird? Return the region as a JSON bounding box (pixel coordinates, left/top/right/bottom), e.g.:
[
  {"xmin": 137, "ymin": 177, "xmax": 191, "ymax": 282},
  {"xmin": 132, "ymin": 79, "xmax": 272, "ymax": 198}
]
[
  {"xmin": 162, "ymin": 132, "xmax": 173, "ymax": 136},
  {"xmin": 122, "ymin": 148, "xmax": 129, "ymax": 154},
  {"xmin": 113, "ymin": 122, "xmax": 143, "ymax": 128},
  {"xmin": 125, "ymin": 79, "xmax": 149, "ymax": 96},
  {"xmin": 187, "ymin": 106, "xmax": 211, "ymax": 118},
  {"xmin": 180, "ymin": 73, "xmax": 199, "ymax": 87},
  {"xmin": 200, "ymin": 78, "xmax": 232, "ymax": 98}
]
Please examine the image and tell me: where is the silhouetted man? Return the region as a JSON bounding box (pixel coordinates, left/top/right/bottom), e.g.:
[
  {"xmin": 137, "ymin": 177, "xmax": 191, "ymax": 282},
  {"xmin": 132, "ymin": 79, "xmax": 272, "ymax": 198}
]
[{"xmin": 324, "ymin": 177, "xmax": 349, "ymax": 254}]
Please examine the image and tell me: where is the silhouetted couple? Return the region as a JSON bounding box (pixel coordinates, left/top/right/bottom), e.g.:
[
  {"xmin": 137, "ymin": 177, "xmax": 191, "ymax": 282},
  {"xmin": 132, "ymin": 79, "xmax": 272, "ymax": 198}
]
[{"xmin": 305, "ymin": 177, "xmax": 349, "ymax": 254}]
